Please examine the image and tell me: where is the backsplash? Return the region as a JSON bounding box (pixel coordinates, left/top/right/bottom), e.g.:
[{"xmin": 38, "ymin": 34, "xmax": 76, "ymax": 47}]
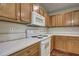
[
  {"xmin": 0, "ymin": 21, "xmax": 47, "ymax": 42},
  {"xmin": 1, "ymin": 21, "xmax": 79, "ymax": 42},
  {"xmin": 48, "ymin": 27, "xmax": 79, "ymax": 35}
]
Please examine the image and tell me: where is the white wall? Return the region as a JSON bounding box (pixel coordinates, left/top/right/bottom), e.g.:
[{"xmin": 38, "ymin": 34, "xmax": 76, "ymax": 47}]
[{"xmin": 48, "ymin": 27, "xmax": 79, "ymax": 35}]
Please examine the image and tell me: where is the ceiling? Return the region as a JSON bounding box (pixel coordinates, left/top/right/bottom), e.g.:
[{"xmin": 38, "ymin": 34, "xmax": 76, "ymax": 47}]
[{"xmin": 40, "ymin": 3, "xmax": 79, "ymax": 15}]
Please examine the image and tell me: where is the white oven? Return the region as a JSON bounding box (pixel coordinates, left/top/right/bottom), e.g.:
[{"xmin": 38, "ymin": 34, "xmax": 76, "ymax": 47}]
[
  {"xmin": 40, "ymin": 37, "xmax": 51, "ymax": 56},
  {"xmin": 31, "ymin": 11, "xmax": 45, "ymax": 26}
]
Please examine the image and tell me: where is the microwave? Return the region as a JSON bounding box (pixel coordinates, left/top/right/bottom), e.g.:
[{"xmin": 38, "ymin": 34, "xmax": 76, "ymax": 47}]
[{"xmin": 29, "ymin": 11, "xmax": 45, "ymax": 26}]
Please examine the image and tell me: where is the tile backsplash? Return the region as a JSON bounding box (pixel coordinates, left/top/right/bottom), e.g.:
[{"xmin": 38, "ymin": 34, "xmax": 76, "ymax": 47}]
[
  {"xmin": 0, "ymin": 21, "xmax": 47, "ymax": 42},
  {"xmin": 48, "ymin": 27, "xmax": 79, "ymax": 35}
]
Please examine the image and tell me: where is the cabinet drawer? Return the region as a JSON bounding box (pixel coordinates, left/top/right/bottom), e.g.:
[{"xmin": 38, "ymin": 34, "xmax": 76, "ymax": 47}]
[{"xmin": 10, "ymin": 42, "xmax": 40, "ymax": 56}]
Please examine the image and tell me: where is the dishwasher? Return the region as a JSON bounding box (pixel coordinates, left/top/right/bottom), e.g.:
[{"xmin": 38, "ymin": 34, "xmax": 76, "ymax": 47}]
[{"xmin": 40, "ymin": 37, "xmax": 51, "ymax": 56}]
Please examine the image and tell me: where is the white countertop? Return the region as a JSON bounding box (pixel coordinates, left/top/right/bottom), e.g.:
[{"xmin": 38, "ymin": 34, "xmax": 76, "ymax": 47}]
[
  {"xmin": 0, "ymin": 34, "xmax": 52, "ymax": 56},
  {"xmin": 52, "ymin": 34, "xmax": 79, "ymax": 37},
  {"xmin": 0, "ymin": 33, "xmax": 79, "ymax": 56}
]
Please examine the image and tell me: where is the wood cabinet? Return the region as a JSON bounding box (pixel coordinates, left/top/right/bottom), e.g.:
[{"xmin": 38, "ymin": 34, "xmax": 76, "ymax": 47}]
[
  {"xmin": 10, "ymin": 42, "xmax": 40, "ymax": 56},
  {"xmin": 20, "ymin": 3, "xmax": 32, "ymax": 23},
  {"xmin": 39, "ymin": 6, "xmax": 44, "ymax": 16},
  {"xmin": 56, "ymin": 14, "xmax": 63, "ymax": 26},
  {"xmin": 67, "ymin": 37, "xmax": 79, "ymax": 54},
  {"xmin": 51, "ymin": 36, "xmax": 55, "ymax": 52},
  {"xmin": 51, "ymin": 14, "xmax": 63, "ymax": 27},
  {"xmin": 51, "ymin": 10, "xmax": 79, "ymax": 27},
  {"xmin": 43, "ymin": 8, "xmax": 52, "ymax": 27},
  {"xmin": 0, "ymin": 3, "xmax": 32, "ymax": 23},
  {"xmin": 53, "ymin": 36, "xmax": 79, "ymax": 55},
  {"xmin": 0, "ymin": 3, "xmax": 17, "ymax": 20},
  {"xmin": 44, "ymin": 12, "xmax": 52, "ymax": 27},
  {"xmin": 72, "ymin": 10, "xmax": 79, "ymax": 26},
  {"xmin": 54, "ymin": 36, "xmax": 68, "ymax": 51},
  {"xmin": 51, "ymin": 15, "xmax": 56, "ymax": 26},
  {"xmin": 62, "ymin": 12, "xmax": 72, "ymax": 26}
]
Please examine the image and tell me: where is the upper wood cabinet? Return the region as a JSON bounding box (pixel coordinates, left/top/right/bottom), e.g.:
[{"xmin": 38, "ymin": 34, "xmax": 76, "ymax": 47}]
[
  {"xmin": 0, "ymin": 3, "xmax": 17, "ymax": 20},
  {"xmin": 39, "ymin": 6, "xmax": 44, "ymax": 16},
  {"xmin": 51, "ymin": 14, "xmax": 63, "ymax": 27},
  {"xmin": 72, "ymin": 10, "xmax": 79, "ymax": 26},
  {"xmin": 44, "ymin": 10, "xmax": 52, "ymax": 27},
  {"xmin": 62, "ymin": 12, "xmax": 72, "ymax": 26},
  {"xmin": 51, "ymin": 10, "xmax": 79, "ymax": 27},
  {"xmin": 20, "ymin": 3, "xmax": 32, "ymax": 23},
  {"xmin": 51, "ymin": 15, "xmax": 56, "ymax": 26},
  {"xmin": 55, "ymin": 14, "xmax": 63, "ymax": 26}
]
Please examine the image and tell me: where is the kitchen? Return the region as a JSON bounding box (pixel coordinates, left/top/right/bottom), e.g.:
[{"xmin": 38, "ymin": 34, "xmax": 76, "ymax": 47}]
[{"xmin": 0, "ymin": 3, "xmax": 79, "ymax": 56}]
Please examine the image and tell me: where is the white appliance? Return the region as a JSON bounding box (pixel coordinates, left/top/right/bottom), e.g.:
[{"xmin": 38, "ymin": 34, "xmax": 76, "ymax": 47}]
[
  {"xmin": 29, "ymin": 11, "xmax": 45, "ymax": 26},
  {"xmin": 40, "ymin": 37, "xmax": 51, "ymax": 56}
]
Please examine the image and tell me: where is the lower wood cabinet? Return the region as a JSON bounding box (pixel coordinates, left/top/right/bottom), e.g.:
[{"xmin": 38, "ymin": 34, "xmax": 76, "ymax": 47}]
[
  {"xmin": 67, "ymin": 37, "xmax": 79, "ymax": 54},
  {"xmin": 52, "ymin": 36, "xmax": 79, "ymax": 55},
  {"xmin": 54, "ymin": 36, "xmax": 68, "ymax": 52},
  {"xmin": 10, "ymin": 42, "xmax": 40, "ymax": 56}
]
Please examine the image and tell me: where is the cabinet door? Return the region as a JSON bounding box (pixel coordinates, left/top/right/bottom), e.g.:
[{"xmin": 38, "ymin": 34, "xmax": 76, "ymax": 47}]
[
  {"xmin": 55, "ymin": 14, "xmax": 63, "ymax": 26},
  {"xmin": 21, "ymin": 3, "xmax": 32, "ymax": 23},
  {"xmin": 0, "ymin": 3, "xmax": 16, "ymax": 20},
  {"xmin": 63, "ymin": 12, "xmax": 72, "ymax": 26},
  {"xmin": 45, "ymin": 13, "xmax": 52, "ymax": 27},
  {"xmin": 10, "ymin": 42, "xmax": 40, "ymax": 56},
  {"xmin": 39, "ymin": 6, "xmax": 44, "ymax": 16},
  {"xmin": 68, "ymin": 37, "xmax": 79, "ymax": 54},
  {"xmin": 54, "ymin": 36, "xmax": 68, "ymax": 51},
  {"xmin": 51, "ymin": 15, "xmax": 56, "ymax": 26},
  {"xmin": 72, "ymin": 10, "xmax": 79, "ymax": 26}
]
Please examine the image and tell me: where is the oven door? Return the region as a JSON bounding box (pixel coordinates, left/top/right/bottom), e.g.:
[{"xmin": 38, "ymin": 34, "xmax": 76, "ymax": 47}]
[{"xmin": 40, "ymin": 38, "xmax": 51, "ymax": 56}]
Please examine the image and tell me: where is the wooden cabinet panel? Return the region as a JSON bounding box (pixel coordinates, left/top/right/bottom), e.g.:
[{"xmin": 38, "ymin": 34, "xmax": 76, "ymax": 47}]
[
  {"xmin": 21, "ymin": 3, "xmax": 32, "ymax": 23},
  {"xmin": 0, "ymin": 3, "xmax": 16, "ymax": 20},
  {"xmin": 10, "ymin": 42, "xmax": 40, "ymax": 56},
  {"xmin": 51, "ymin": 36, "xmax": 55, "ymax": 52},
  {"xmin": 44, "ymin": 11, "xmax": 52, "ymax": 27},
  {"xmin": 51, "ymin": 15, "xmax": 56, "ymax": 26},
  {"xmin": 62, "ymin": 12, "xmax": 72, "ymax": 26},
  {"xmin": 39, "ymin": 6, "xmax": 44, "ymax": 16},
  {"xmin": 56, "ymin": 14, "xmax": 63, "ymax": 26},
  {"xmin": 51, "ymin": 14, "xmax": 63, "ymax": 27},
  {"xmin": 67, "ymin": 37, "xmax": 79, "ymax": 54},
  {"xmin": 54, "ymin": 36, "xmax": 69, "ymax": 52},
  {"xmin": 54, "ymin": 36, "xmax": 79, "ymax": 55},
  {"xmin": 72, "ymin": 10, "xmax": 79, "ymax": 26}
]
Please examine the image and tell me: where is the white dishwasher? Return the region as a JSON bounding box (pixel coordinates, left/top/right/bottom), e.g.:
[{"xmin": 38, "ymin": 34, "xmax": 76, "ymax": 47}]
[{"xmin": 40, "ymin": 37, "xmax": 51, "ymax": 56}]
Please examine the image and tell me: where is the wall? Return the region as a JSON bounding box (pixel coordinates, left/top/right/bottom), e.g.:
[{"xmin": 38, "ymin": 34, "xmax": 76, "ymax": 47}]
[
  {"xmin": 48, "ymin": 27, "xmax": 79, "ymax": 35},
  {"xmin": 0, "ymin": 21, "xmax": 47, "ymax": 42}
]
